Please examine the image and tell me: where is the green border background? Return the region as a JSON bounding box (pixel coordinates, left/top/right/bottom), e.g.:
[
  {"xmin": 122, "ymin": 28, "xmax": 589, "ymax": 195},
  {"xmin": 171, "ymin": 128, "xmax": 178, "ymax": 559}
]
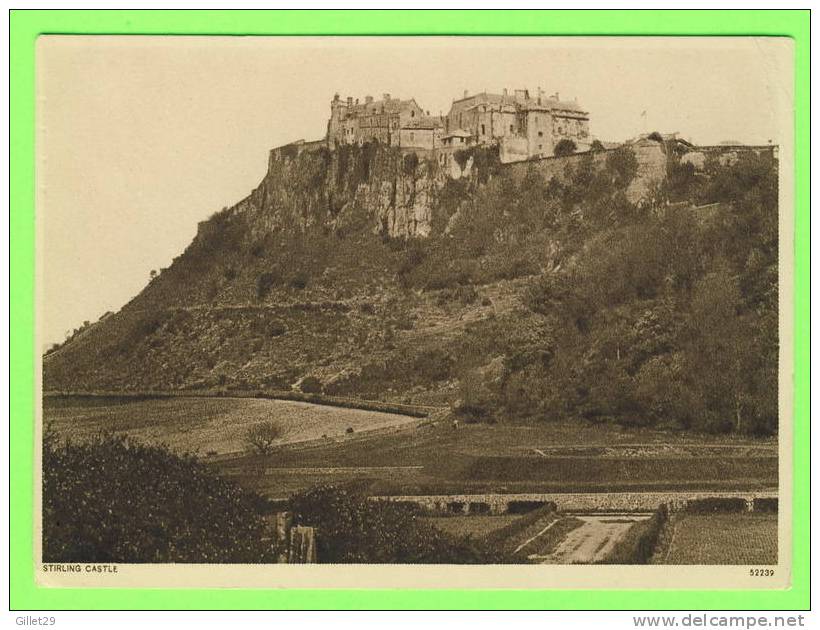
[{"xmin": 10, "ymin": 9, "xmax": 809, "ymax": 611}]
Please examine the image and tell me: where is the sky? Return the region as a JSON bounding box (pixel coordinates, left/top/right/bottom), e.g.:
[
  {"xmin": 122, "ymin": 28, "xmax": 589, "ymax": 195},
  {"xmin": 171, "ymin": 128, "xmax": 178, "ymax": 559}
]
[{"xmin": 37, "ymin": 36, "xmax": 793, "ymax": 347}]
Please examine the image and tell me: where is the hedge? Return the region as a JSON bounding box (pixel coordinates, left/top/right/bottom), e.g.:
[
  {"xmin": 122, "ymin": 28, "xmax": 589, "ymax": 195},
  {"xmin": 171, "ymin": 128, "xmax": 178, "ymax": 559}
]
[{"xmin": 598, "ymin": 504, "xmax": 669, "ymax": 564}]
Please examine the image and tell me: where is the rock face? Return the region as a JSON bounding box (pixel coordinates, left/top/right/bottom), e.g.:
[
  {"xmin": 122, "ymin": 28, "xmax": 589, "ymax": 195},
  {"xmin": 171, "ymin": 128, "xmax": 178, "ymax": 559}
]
[
  {"xmin": 43, "ymin": 140, "xmax": 669, "ymax": 395},
  {"xmin": 228, "ymin": 143, "xmax": 449, "ymax": 241}
]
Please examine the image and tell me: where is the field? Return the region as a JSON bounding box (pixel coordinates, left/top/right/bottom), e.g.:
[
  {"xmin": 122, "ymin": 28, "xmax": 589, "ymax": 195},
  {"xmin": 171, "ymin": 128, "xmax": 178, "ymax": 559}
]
[
  {"xmin": 215, "ymin": 411, "xmax": 777, "ymax": 497},
  {"xmin": 44, "ymin": 395, "xmax": 419, "ymax": 456},
  {"xmin": 44, "ymin": 396, "xmax": 778, "ymax": 499},
  {"xmin": 43, "ymin": 395, "xmax": 779, "ymax": 565},
  {"xmin": 656, "ymin": 513, "xmax": 778, "ymax": 565}
]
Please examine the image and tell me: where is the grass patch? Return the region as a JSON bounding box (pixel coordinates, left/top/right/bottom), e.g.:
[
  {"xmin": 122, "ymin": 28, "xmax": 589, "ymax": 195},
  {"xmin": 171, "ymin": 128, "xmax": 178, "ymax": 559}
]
[
  {"xmin": 659, "ymin": 513, "xmax": 777, "ymax": 565},
  {"xmin": 421, "ymin": 515, "xmax": 521, "ymax": 539}
]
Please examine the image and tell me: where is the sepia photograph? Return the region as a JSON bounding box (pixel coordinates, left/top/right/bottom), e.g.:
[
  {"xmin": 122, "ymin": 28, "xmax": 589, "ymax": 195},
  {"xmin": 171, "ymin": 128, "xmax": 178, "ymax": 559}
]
[{"xmin": 34, "ymin": 35, "xmax": 793, "ymax": 589}]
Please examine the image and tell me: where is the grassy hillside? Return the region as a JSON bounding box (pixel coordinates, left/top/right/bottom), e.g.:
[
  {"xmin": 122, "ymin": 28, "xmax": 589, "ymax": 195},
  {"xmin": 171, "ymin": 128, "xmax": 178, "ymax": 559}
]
[{"xmin": 44, "ymin": 141, "xmax": 778, "ymax": 436}]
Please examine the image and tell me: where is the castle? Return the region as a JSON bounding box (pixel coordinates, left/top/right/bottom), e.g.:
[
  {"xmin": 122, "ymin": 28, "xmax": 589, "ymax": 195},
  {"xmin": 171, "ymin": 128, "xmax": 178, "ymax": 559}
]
[{"xmin": 326, "ymin": 88, "xmax": 591, "ymax": 163}]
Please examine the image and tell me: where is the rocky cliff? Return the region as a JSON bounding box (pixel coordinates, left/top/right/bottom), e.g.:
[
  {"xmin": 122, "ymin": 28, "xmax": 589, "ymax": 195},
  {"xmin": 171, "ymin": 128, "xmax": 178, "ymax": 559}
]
[
  {"xmin": 231, "ymin": 142, "xmax": 451, "ymax": 242},
  {"xmin": 43, "ymin": 140, "xmax": 670, "ymax": 399}
]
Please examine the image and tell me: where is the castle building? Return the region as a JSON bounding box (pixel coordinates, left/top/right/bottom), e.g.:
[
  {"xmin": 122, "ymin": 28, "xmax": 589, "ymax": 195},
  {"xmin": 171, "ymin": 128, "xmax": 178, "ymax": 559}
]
[
  {"xmin": 326, "ymin": 88, "xmax": 590, "ymax": 162},
  {"xmin": 444, "ymin": 88, "xmax": 590, "ymax": 161},
  {"xmin": 327, "ymin": 93, "xmax": 427, "ymax": 147},
  {"xmin": 398, "ymin": 115, "xmax": 445, "ymax": 150}
]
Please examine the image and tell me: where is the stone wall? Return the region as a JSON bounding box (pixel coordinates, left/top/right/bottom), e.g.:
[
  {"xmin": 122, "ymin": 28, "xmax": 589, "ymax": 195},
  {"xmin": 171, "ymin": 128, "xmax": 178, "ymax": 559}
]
[
  {"xmin": 503, "ymin": 143, "xmax": 667, "ymax": 204},
  {"xmin": 374, "ymin": 490, "xmax": 778, "ymax": 515}
]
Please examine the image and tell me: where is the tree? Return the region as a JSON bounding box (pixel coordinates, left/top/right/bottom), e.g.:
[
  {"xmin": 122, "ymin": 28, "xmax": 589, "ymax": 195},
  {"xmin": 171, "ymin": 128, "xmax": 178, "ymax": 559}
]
[
  {"xmin": 553, "ymin": 139, "xmax": 577, "ymax": 157},
  {"xmin": 590, "ymin": 139, "xmax": 605, "ymax": 152},
  {"xmin": 43, "ymin": 436, "xmax": 277, "ymax": 563},
  {"xmin": 244, "ymin": 421, "xmax": 283, "ymax": 454}
]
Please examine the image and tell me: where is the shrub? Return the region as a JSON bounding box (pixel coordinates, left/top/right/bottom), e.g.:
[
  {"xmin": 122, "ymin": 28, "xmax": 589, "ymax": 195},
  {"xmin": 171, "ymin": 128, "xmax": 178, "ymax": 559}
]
[
  {"xmin": 298, "ymin": 376, "xmax": 323, "ymax": 394},
  {"xmin": 598, "ymin": 504, "xmax": 668, "ymax": 564},
  {"xmin": 244, "ymin": 421, "xmax": 283, "ymax": 455},
  {"xmin": 686, "ymin": 498, "xmax": 749, "ymax": 513},
  {"xmin": 402, "ymin": 152, "xmax": 419, "ymax": 175},
  {"xmin": 484, "ymin": 504, "xmax": 556, "ymax": 552},
  {"xmin": 452, "ymin": 367, "xmax": 497, "ymax": 424},
  {"xmin": 754, "ymin": 498, "xmax": 778, "ymax": 513},
  {"xmin": 289, "ymin": 485, "xmax": 511, "ymax": 563},
  {"xmin": 454, "ymin": 285, "xmax": 478, "ymax": 305},
  {"xmin": 256, "ymin": 272, "xmax": 278, "ymax": 299},
  {"xmin": 42, "ymin": 435, "xmax": 277, "ymax": 563},
  {"xmin": 553, "ymin": 139, "xmax": 577, "ymax": 157},
  {"xmin": 507, "ymin": 500, "xmax": 552, "ymax": 515},
  {"xmin": 289, "ymin": 272, "xmax": 309, "ymax": 290},
  {"xmin": 412, "ymin": 347, "xmax": 454, "ymax": 382}
]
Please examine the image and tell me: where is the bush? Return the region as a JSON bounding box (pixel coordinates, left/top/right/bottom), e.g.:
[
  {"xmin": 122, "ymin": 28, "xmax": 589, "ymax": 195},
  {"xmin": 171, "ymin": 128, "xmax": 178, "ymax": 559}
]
[
  {"xmin": 412, "ymin": 347, "xmax": 454, "ymax": 383},
  {"xmin": 507, "ymin": 500, "xmax": 553, "ymax": 515},
  {"xmin": 484, "ymin": 504, "xmax": 556, "ymax": 551},
  {"xmin": 289, "ymin": 271, "xmax": 309, "ymax": 290},
  {"xmin": 244, "ymin": 421, "xmax": 283, "ymax": 455},
  {"xmin": 298, "ymin": 376, "xmax": 323, "ymax": 394},
  {"xmin": 598, "ymin": 504, "xmax": 668, "ymax": 564},
  {"xmin": 256, "ymin": 272, "xmax": 278, "ymax": 299},
  {"xmin": 402, "ymin": 152, "xmax": 419, "ymax": 175},
  {"xmin": 42, "ymin": 435, "xmax": 277, "ymax": 563},
  {"xmin": 686, "ymin": 498, "xmax": 749, "ymax": 513},
  {"xmin": 289, "ymin": 486, "xmax": 511, "ymax": 563},
  {"xmin": 553, "ymin": 139, "xmax": 577, "ymax": 157},
  {"xmin": 754, "ymin": 498, "xmax": 778, "ymax": 513}
]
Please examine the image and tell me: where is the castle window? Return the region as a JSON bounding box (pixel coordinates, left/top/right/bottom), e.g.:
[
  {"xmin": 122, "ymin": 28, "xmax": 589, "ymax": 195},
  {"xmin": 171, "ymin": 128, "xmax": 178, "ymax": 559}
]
[
  {"xmin": 510, "ymin": 124, "xmax": 514, "ymax": 133},
  {"xmin": 410, "ymin": 132, "xmax": 414, "ymax": 142},
  {"xmin": 481, "ymin": 124, "xmax": 486, "ymax": 135},
  {"xmin": 411, "ymin": 110, "xmax": 415, "ymax": 118},
  {"xmin": 538, "ymin": 131, "xmax": 543, "ymax": 137}
]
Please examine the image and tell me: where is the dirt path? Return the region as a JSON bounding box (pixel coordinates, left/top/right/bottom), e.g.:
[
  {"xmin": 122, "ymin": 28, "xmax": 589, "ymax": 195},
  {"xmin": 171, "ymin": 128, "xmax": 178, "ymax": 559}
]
[{"xmin": 541, "ymin": 514, "xmax": 651, "ymax": 564}]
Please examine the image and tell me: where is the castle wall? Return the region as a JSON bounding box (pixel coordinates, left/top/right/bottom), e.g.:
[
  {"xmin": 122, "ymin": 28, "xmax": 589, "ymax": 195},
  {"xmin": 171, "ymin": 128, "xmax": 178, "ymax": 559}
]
[
  {"xmin": 499, "ymin": 136, "xmax": 529, "ymax": 164},
  {"xmin": 504, "ymin": 143, "xmax": 667, "ymax": 204}
]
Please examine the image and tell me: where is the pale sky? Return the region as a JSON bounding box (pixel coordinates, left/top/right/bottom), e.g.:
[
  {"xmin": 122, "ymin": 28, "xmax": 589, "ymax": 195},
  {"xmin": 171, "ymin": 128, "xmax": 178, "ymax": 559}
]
[{"xmin": 37, "ymin": 36, "xmax": 793, "ymax": 347}]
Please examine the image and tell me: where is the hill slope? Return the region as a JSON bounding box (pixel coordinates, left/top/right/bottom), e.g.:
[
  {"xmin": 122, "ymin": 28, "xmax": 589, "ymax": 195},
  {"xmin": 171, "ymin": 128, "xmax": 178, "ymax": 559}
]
[{"xmin": 44, "ymin": 141, "xmax": 778, "ymax": 435}]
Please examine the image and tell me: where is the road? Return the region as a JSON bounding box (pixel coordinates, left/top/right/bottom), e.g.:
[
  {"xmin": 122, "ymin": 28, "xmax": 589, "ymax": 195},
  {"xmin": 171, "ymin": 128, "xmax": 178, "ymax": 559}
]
[{"xmin": 534, "ymin": 513, "xmax": 652, "ymax": 564}]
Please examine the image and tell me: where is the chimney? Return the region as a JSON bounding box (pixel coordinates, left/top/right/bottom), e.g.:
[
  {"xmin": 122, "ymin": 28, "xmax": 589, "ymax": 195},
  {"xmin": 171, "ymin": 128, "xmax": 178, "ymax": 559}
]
[
  {"xmin": 383, "ymin": 93, "xmax": 391, "ymax": 101},
  {"xmin": 333, "ymin": 93, "xmax": 340, "ymax": 103},
  {"xmin": 355, "ymin": 98, "xmax": 359, "ymax": 105},
  {"xmin": 502, "ymin": 88, "xmax": 508, "ymax": 97},
  {"xmin": 463, "ymin": 89, "xmax": 469, "ymax": 98},
  {"xmin": 347, "ymin": 96, "xmax": 353, "ymax": 107},
  {"xmin": 365, "ymin": 95, "xmax": 373, "ymax": 104}
]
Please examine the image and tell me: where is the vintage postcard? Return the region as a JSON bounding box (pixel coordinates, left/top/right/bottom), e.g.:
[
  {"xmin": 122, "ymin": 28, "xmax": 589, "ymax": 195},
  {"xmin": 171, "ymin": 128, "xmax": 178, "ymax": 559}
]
[{"xmin": 35, "ymin": 35, "xmax": 793, "ymax": 589}]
